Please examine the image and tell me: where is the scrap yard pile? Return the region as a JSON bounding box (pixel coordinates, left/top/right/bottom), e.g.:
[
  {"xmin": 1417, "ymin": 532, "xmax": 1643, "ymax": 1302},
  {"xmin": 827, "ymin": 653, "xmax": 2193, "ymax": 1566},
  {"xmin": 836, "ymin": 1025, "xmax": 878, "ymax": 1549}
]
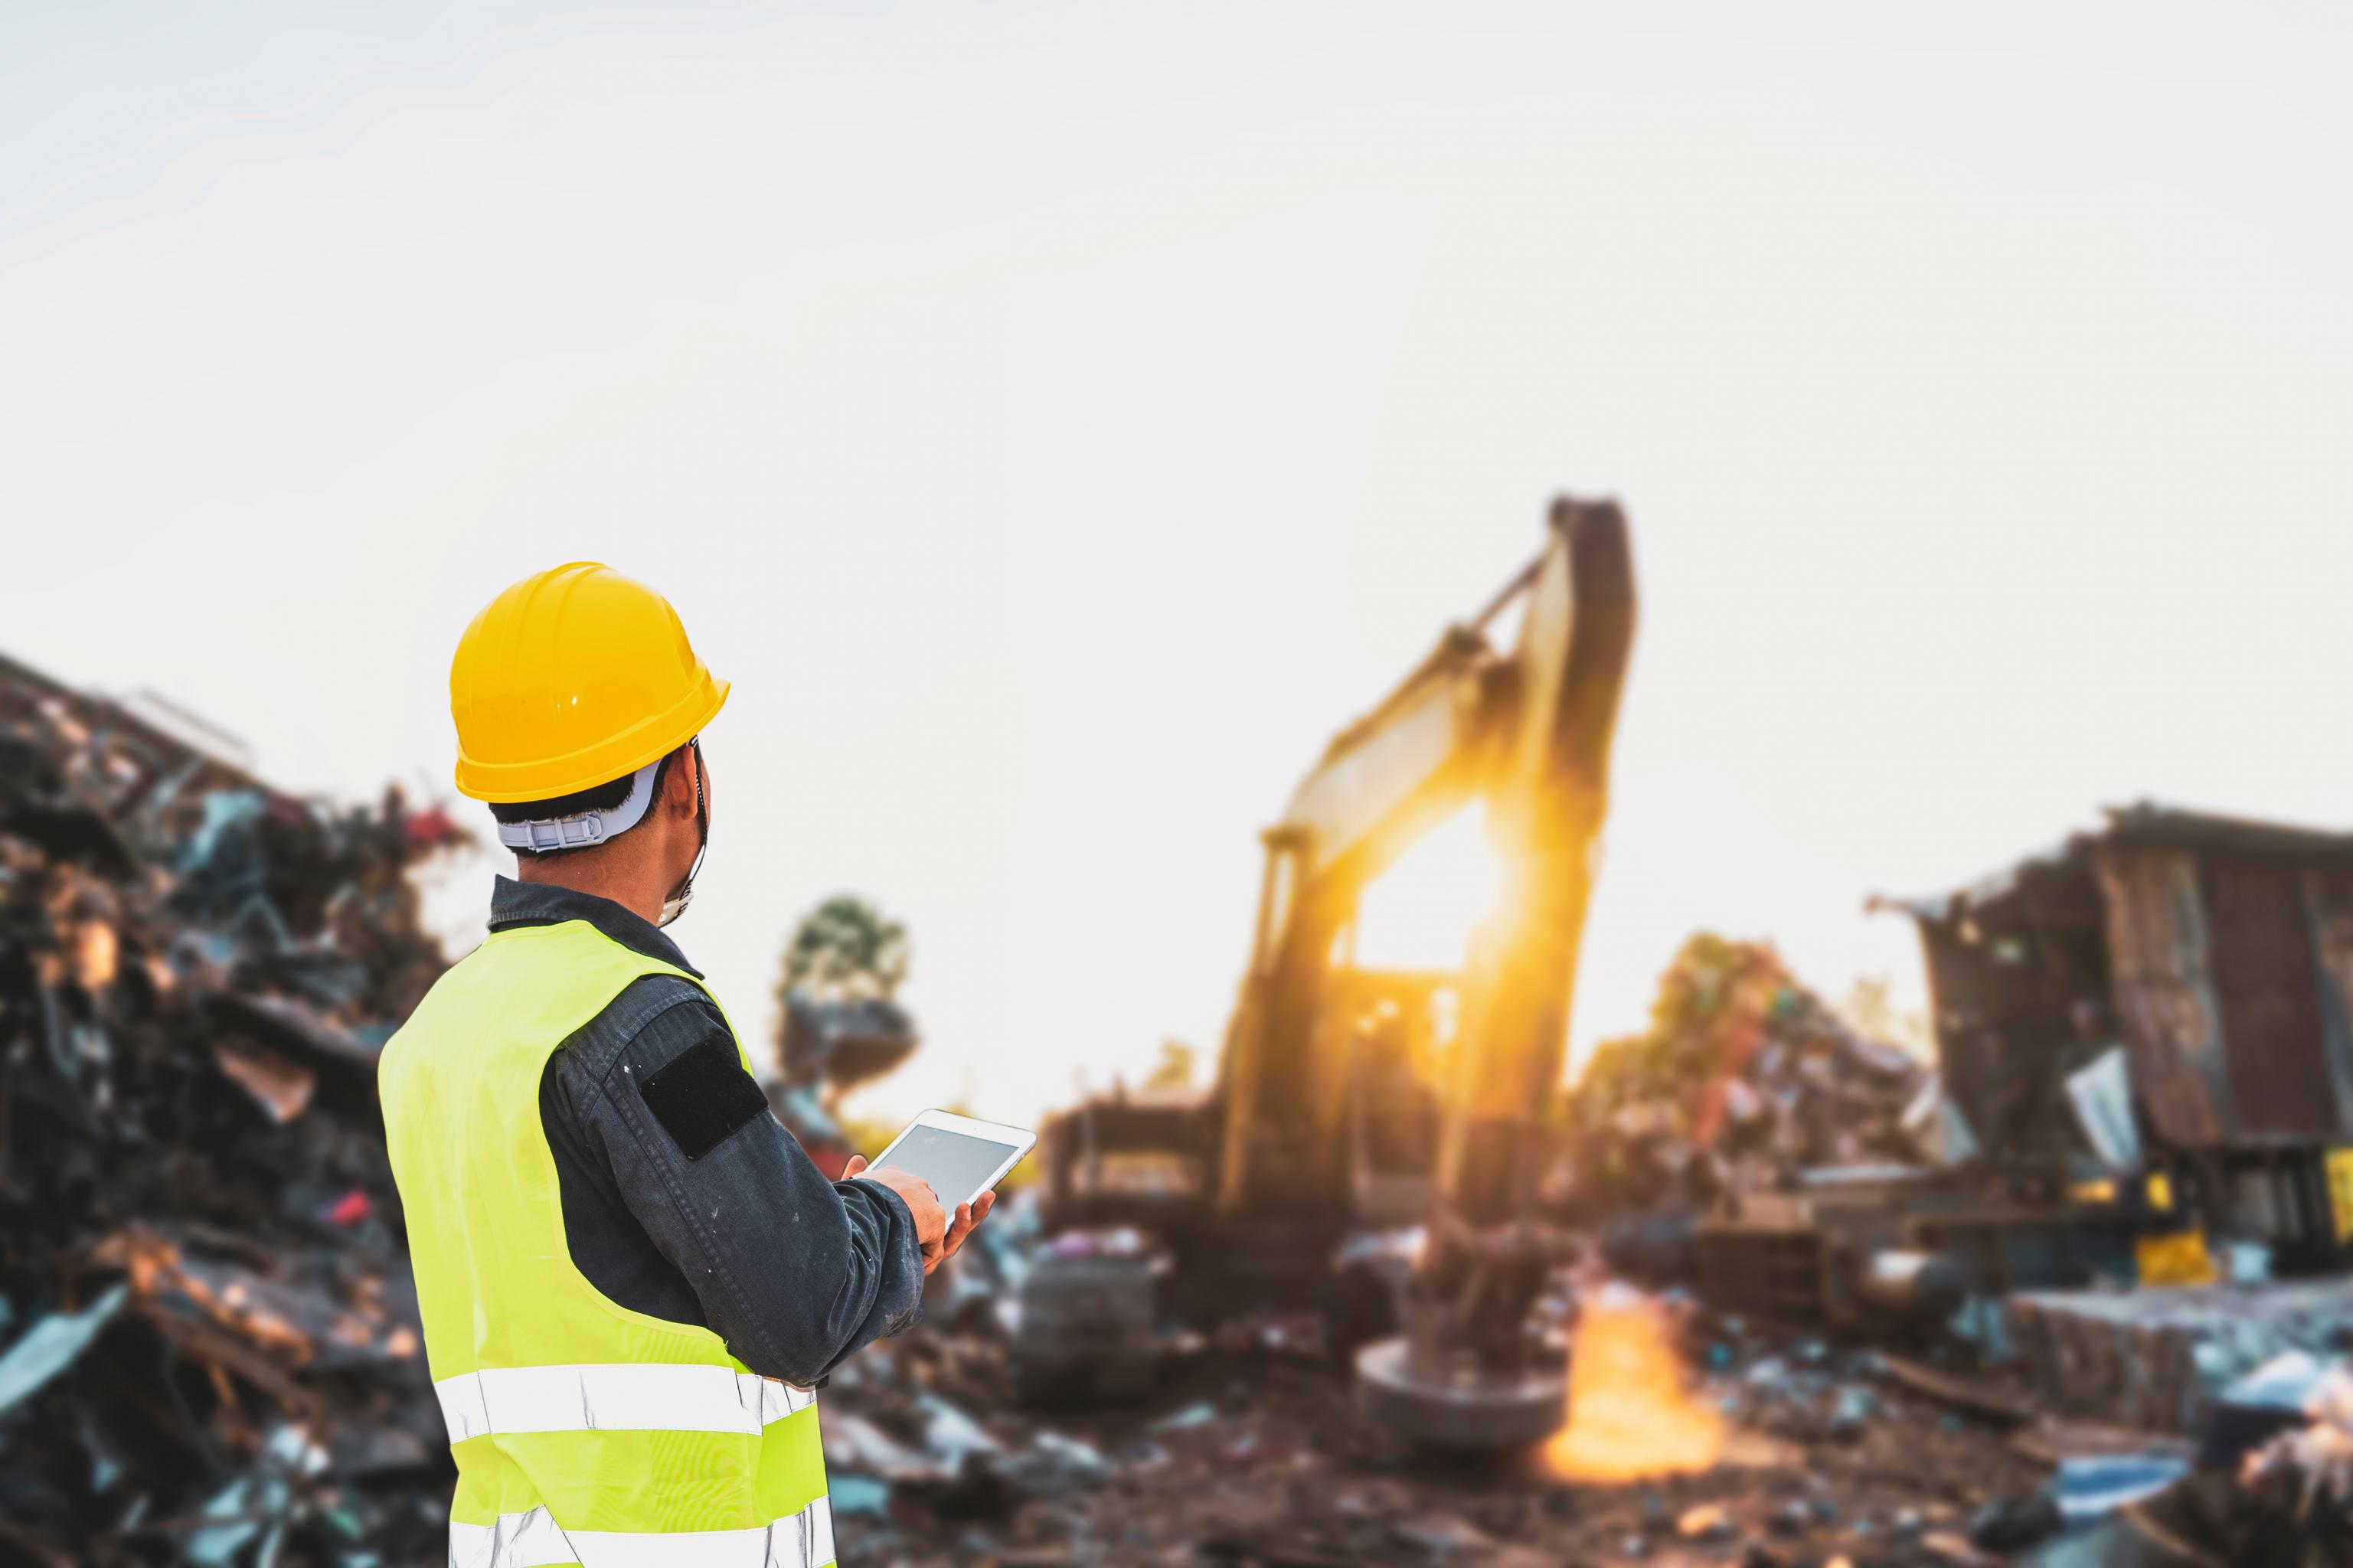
[
  {"xmin": 1567, "ymin": 935, "xmax": 1932, "ymax": 1216},
  {"xmin": 13, "ymin": 629, "xmax": 2353, "ymax": 1568},
  {"xmin": 0, "ymin": 659, "xmax": 463, "ymax": 1566}
]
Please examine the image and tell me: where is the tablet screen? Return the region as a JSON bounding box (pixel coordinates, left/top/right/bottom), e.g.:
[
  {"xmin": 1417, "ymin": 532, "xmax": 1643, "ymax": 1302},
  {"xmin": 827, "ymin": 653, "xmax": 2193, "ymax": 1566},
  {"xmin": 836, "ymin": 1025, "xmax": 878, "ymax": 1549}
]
[{"xmin": 877, "ymin": 1124, "xmax": 1021, "ymax": 1206}]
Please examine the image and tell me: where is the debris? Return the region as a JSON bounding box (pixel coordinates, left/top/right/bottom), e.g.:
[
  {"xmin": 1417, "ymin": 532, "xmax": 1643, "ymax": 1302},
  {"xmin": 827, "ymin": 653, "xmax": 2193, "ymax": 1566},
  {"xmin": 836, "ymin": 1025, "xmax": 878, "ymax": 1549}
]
[
  {"xmin": 822, "ymin": 1408, "xmax": 946, "ymax": 1482},
  {"xmin": 2050, "ymin": 1450, "xmax": 2193, "ymax": 1524},
  {"xmin": 2244, "ymin": 1360, "xmax": 2353, "ymax": 1516},
  {"xmin": 1826, "ymin": 1384, "xmax": 1878, "ymax": 1442},
  {"xmin": 992, "ymin": 1430, "xmax": 1112, "ymax": 1498},
  {"xmin": 0, "ymin": 1284, "xmax": 127, "ymax": 1415},
  {"xmin": 1566, "ymin": 936, "xmax": 1930, "ymax": 1215},
  {"xmin": 2009, "ymin": 1422, "xmax": 2195, "ymax": 1470},
  {"xmin": 2221, "ymin": 1238, "xmax": 2273, "ymax": 1286},
  {"xmin": 1966, "ymin": 1492, "xmax": 2063, "ymax": 1552},
  {"xmin": 1387, "ymin": 1511, "xmax": 1495, "ymax": 1555},
  {"xmin": 1675, "ymin": 1501, "xmax": 1731, "ymax": 1538},
  {"xmin": 1902, "ymin": 1075, "xmax": 1980, "ymax": 1168},
  {"xmin": 1150, "ymin": 1400, "xmax": 1217, "ymax": 1432},
  {"xmin": 1877, "ymin": 1352, "xmax": 2037, "ymax": 1426},
  {"xmin": 2133, "ymin": 1227, "xmax": 2219, "ymax": 1289},
  {"xmin": 915, "ymin": 1390, "xmax": 1002, "ymax": 1468},
  {"xmin": 829, "ymin": 1472, "xmax": 893, "ymax": 1518},
  {"xmin": 2008, "ymin": 1279, "xmax": 2353, "ymax": 1434},
  {"xmin": 209, "ymin": 1039, "xmax": 316, "ymax": 1122},
  {"xmin": 2063, "ymin": 1047, "xmax": 2141, "ymax": 1171},
  {"xmin": 21, "ymin": 639, "xmax": 2349, "ymax": 1567},
  {"xmin": 0, "ymin": 655, "xmax": 469, "ymax": 1563}
]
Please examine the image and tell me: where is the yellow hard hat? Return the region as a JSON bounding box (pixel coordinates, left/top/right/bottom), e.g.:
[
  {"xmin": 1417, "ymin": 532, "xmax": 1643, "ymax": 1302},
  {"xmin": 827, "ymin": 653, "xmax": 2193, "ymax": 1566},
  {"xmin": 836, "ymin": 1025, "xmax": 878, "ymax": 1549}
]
[{"xmin": 449, "ymin": 562, "xmax": 729, "ymax": 803}]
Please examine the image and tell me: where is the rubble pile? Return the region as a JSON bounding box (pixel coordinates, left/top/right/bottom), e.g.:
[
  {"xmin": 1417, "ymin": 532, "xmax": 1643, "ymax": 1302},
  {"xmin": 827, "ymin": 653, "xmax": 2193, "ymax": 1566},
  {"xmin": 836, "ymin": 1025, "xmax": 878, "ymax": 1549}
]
[
  {"xmin": 0, "ymin": 665, "xmax": 465, "ymax": 1566},
  {"xmin": 2002, "ymin": 1357, "xmax": 2353, "ymax": 1566},
  {"xmin": 1566, "ymin": 935, "xmax": 1930, "ymax": 1214}
]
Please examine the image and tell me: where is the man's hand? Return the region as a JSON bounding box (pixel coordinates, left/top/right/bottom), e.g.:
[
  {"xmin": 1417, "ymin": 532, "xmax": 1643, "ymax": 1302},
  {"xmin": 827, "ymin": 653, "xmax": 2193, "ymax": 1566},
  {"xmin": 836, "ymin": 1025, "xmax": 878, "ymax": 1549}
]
[
  {"xmin": 934, "ymin": 1189, "xmax": 995, "ymax": 1275},
  {"xmin": 845, "ymin": 1155, "xmax": 995, "ymax": 1276},
  {"xmin": 845, "ymin": 1157, "xmax": 944, "ymax": 1259}
]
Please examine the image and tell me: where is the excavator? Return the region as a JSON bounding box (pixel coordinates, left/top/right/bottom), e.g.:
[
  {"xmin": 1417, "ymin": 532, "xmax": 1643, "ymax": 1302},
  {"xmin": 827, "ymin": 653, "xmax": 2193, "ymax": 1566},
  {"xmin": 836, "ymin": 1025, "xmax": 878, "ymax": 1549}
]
[{"xmin": 1017, "ymin": 497, "xmax": 1636, "ymax": 1445}]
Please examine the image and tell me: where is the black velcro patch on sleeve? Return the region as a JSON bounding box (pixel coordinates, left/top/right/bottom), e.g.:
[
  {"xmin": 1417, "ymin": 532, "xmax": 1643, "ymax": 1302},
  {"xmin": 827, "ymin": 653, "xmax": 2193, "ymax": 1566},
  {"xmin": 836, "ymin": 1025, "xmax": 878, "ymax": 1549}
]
[{"xmin": 639, "ymin": 1034, "xmax": 770, "ymax": 1161}]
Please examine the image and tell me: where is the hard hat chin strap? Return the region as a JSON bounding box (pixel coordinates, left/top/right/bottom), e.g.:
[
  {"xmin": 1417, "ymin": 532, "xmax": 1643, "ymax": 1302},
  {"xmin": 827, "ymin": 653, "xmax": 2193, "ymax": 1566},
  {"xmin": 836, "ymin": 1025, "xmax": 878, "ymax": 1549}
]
[{"xmin": 657, "ymin": 738, "xmax": 708, "ymax": 929}]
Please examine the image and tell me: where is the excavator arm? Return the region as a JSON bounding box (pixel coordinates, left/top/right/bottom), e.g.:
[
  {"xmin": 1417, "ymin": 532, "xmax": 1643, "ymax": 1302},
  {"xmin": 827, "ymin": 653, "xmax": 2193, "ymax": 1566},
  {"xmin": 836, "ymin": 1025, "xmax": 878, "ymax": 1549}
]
[
  {"xmin": 1214, "ymin": 498, "xmax": 1636, "ymax": 1228},
  {"xmin": 1020, "ymin": 498, "xmax": 1634, "ymax": 1436},
  {"xmin": 1352, "ymin": 496, "xmax": 1636, "ymax": 1447}
]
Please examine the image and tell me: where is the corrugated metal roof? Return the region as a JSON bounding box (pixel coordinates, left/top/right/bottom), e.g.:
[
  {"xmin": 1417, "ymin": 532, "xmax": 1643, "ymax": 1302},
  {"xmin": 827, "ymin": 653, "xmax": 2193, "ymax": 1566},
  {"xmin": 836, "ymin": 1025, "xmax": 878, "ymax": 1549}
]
[{"xmin": 1869, "ymin": 802, "xmax": 2353, "ymax": 924}]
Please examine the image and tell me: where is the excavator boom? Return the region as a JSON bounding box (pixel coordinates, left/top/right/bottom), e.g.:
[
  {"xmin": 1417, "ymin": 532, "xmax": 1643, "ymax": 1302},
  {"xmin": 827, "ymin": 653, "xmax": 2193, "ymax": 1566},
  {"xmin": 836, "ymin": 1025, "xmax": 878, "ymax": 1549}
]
[
  {"xmin": 1020, "ymin": 498, "xmax": 1636, "ymax": 1435},
  {"xmin": 1215, "ymin": 498, "xmax": 1635, "ymax": 1227}
]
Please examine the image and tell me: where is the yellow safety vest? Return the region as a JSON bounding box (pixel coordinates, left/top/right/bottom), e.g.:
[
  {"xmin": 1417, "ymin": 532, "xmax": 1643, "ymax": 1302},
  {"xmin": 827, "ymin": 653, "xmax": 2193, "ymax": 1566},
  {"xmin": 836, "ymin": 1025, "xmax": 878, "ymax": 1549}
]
[{"xmin": 381, "ymin": 920, "xmax": 832, "ymax": 1568}]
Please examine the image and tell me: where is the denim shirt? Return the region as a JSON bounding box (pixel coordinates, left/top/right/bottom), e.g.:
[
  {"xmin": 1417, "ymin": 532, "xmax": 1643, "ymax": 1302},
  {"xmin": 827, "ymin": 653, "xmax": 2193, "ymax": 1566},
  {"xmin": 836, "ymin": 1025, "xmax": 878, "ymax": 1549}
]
[{"xmin": 489, "ymin": 876, "xmax": 924, "ymax": 1384}]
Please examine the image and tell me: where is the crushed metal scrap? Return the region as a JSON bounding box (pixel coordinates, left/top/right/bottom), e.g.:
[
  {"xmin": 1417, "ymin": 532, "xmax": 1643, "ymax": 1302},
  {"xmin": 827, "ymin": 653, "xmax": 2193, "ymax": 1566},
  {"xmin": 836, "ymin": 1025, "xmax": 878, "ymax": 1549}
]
[
  {"xmin": 1565, "ymin": 933, "xmax": 1931, "ymax": 1218},
  {"xmin": 0, "ymin": 654, "xmax": 463, "ymax": 1567}
]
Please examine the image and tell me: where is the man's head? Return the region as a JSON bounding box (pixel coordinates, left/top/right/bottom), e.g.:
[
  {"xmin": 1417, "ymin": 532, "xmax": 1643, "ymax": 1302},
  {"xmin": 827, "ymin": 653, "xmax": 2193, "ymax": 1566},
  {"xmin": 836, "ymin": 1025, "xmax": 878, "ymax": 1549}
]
[
  {"xmin": 449, "ymin": 564, "xmax": 727, "ymax": 925},
  {"xmin": 489, "ymin": 739, "xmax": 715, "ymax": 921}
]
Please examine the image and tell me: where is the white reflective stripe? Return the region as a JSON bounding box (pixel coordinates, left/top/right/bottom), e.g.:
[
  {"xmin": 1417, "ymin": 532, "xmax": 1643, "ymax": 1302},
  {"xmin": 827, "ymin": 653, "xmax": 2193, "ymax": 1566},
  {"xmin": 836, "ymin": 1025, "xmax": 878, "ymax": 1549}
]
[
  {"xmin": 439, "ymin": 1372, "xmax": 493, "ymax": 1445},
  {"xmin": 757, "ymin": 1374, "xmax": 817, "ymax": 1427},
  {"xmin": 434, "ymin": 1364, "xmax": 818, "ymax": 1442},
  {"xmin": 448, "ymin": 1498, "xmax": 834, "ymax": 1568},
  {"xmin": 448, "ymin": 1506, "xmax": 577, "ymax": 1567}
]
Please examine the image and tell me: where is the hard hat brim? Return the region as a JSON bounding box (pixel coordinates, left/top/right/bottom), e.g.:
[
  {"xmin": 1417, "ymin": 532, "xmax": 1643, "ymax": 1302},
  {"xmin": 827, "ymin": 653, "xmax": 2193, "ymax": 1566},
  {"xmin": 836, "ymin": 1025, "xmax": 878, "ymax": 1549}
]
[{"xmin": 453, "ymin": 670, "xmax": 729, "ymax": 804}]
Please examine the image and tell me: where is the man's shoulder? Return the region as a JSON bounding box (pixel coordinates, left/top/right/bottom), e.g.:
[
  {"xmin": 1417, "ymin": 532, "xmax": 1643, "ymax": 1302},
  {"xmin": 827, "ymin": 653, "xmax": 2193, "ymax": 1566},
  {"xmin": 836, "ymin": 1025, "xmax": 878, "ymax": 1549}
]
[{"xmin": 556, "ymin": 972, "xmax": 729, "ymax": 1083}]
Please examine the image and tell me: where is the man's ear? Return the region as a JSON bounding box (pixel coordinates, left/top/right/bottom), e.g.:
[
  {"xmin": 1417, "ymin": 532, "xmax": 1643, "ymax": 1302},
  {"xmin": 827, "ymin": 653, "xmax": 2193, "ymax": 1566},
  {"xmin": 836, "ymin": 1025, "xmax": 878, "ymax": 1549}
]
[{"xmin": 665, "ymin": 745, "xmax": 699, "ymax": 821}]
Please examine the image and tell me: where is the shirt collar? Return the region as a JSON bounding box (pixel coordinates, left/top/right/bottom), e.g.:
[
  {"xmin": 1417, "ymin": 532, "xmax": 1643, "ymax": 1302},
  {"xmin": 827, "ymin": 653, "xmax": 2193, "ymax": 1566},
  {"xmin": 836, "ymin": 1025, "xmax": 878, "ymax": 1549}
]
[{"xmin": 487, "ymin": 874, "xmax": 704, "ymax": 978}]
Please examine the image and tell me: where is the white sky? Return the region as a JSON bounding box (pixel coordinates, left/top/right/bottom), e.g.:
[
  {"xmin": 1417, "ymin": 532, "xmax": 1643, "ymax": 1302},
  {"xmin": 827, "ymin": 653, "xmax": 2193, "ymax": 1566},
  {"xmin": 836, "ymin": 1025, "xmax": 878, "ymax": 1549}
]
[{"xmin": 4, "ymin": 2, "xmax": 2348, "ymax": 1127}]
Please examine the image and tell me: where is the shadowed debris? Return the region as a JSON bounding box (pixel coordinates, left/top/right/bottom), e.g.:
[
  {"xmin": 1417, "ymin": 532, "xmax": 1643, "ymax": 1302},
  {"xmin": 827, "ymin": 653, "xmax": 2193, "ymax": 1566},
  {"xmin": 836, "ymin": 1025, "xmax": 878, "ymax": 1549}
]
[{"xmin": 0, "ymin": 654, "xmax": 466, "ymax": 1566}]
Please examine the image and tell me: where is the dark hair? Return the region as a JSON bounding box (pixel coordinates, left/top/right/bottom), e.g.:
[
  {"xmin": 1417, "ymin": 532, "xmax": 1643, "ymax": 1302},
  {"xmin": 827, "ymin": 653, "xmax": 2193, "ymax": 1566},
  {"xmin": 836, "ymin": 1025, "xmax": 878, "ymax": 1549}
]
[{"xmin": 489, "ymin": 747, "xmax": 679, "ymax": 850}]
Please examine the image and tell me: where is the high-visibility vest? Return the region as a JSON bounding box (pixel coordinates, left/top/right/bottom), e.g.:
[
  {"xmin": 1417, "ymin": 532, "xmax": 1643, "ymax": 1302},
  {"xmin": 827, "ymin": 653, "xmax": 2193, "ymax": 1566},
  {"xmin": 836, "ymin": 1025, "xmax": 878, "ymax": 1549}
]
[{"xmin": 381, "ymin": 920, "xmax": 832, "ymax": 1568}]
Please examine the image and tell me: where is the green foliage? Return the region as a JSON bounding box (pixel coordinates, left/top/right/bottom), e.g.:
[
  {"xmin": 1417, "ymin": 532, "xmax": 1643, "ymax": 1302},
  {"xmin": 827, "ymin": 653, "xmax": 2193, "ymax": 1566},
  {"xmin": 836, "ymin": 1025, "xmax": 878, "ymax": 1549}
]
[
  {"xmin": 1839, "ymin": 974, "xmax": 1931, "ymax": 1057},
  {"xmin": 1576, "ymin": 932, "xmax": 1793, "ymax": 1126},
  {"xmin": 778, "ymin": 895, "xmax": 908, "ymax": 1005}
]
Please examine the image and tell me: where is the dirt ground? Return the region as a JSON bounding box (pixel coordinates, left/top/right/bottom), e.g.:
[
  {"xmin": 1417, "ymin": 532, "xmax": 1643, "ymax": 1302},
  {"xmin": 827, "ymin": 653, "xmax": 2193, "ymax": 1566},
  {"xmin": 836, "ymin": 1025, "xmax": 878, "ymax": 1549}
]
[{"xmin": 828, "ymin": 1312, "xmax": 2047, "ymax": 1568}]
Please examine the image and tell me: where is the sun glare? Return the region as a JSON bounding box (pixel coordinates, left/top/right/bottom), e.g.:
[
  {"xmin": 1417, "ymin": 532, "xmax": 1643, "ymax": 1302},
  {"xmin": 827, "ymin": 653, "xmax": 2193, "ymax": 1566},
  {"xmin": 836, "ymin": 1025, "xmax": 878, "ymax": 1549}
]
[
  {"xmin": 1351, "ymin": 803, "xmax": 1504, "ymax": 971},
  {"xmin": 1544, "ymin": 1288, "xmax": 1725, "ymax": 1483}
]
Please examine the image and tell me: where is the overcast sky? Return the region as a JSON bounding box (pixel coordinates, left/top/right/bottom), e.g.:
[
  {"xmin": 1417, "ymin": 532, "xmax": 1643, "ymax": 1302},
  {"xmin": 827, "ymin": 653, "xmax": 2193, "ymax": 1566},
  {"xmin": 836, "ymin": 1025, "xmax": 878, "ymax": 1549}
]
[{"xmin": 5, "ymin": 2, "xmax": 2348, "ymax": 1126}]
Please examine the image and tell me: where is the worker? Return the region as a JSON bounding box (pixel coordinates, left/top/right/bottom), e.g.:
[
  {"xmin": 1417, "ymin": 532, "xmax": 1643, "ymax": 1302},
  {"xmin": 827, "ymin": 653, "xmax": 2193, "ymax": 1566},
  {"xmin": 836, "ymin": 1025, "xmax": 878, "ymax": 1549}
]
[{"xmin": 379, "ymin": 562, "xmax": 988, "ymax": 1568}]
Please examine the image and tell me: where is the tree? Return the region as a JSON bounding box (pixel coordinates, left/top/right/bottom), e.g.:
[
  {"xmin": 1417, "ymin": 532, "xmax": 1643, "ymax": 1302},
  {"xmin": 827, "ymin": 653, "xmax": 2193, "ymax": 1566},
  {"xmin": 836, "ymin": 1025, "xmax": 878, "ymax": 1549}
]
[
  {"xmin": 777, "ymin": 895, "xmax": 909, "ymax": 1005},
  {"xmin": 1840, "ymin": 973, "xmax": 1931, "ymax": 1057}
]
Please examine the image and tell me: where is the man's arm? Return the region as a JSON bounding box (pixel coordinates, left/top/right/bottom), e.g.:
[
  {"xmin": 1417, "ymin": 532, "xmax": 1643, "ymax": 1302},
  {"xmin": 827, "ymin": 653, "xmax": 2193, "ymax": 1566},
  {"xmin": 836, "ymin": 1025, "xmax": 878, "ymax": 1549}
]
[{"xmin": 550, "ymin": 985, "xmax": 930, "ymax": 1385}]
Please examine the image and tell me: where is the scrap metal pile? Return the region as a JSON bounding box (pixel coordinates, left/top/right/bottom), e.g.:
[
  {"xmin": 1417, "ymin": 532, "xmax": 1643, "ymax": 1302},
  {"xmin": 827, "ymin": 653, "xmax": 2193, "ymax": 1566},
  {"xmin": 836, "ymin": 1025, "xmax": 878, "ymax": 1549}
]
[
  {"xmin": 1566, "ymin": 934, "xmax": 1931, "ymax": 1215},
  {"xmin": 0, "ymin": 661, "xmax": 463, "ymax": 1567}
]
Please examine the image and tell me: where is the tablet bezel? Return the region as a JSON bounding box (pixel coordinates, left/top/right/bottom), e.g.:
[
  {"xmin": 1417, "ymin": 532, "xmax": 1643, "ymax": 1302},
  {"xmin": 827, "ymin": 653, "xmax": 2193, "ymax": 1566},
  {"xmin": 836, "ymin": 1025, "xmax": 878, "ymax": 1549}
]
[{"xmin": 866, "ymin": 1106, "xmax": 1036, "ymax": 1210}]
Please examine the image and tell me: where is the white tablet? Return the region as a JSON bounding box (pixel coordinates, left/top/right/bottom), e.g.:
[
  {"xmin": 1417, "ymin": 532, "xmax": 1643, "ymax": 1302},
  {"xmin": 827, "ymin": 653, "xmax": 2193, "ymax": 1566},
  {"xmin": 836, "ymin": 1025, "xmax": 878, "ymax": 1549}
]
[{"xmin": 866, "ymin": 1108, "xmax": 1035, "ymax": 1210}]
